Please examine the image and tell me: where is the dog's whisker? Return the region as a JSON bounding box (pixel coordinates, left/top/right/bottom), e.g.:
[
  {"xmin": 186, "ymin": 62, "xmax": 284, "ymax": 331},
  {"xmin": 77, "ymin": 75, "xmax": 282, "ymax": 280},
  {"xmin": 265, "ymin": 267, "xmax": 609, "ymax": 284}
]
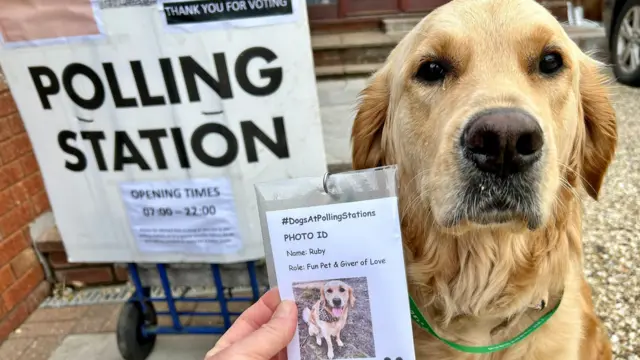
[{"xmin": 557, "ymin": 162, "xmax": 596, "ymax": 197}]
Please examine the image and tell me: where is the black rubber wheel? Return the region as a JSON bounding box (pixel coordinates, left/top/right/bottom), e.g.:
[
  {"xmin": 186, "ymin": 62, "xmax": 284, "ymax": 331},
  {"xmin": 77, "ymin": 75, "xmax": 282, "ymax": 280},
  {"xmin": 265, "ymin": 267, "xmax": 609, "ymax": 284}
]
[
  {"xmin": 116, "ymin": 301, "xmax": 158, "ymax": 360},
  {"xmin": 611, "ymin": 0, "xmax": 640, "ymax": 86}
]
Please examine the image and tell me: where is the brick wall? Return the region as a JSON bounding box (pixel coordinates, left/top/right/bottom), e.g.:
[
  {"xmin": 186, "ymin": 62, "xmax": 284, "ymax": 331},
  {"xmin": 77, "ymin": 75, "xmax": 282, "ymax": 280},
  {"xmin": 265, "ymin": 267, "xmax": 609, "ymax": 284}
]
[
  {"xmin": 34, "ymin": 227, "xmax": 129, "ymax": 287},
  {"xmin": 0, "ymin": 75, "xmax": 129, "ymax": 344},
  {"xmin": 0, "ymin": 77, "xmax": 52, "ymax": 342}
]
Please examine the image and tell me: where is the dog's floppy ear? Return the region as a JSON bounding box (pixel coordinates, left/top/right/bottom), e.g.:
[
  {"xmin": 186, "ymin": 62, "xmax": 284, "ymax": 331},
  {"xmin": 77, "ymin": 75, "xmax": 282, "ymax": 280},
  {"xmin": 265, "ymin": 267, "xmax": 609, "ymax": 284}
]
[
  {"xmin": 348, "ymin": 286, "xmax": 356, "ymax": 308},
  {"xmin": 577, "ymin": 58, "xmax": 617, "ymax": 200},
  {"xmin": 351, "ymin": 68, "xmax": 390, "ymax": 170}
]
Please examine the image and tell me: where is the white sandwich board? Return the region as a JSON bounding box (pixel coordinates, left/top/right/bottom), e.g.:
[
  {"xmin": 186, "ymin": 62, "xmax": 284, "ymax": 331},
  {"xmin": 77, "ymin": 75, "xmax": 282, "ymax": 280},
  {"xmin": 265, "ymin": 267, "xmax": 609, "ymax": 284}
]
[{"xmin": 0, "ymin": 0, "xmax": 327, "ymax": 263}]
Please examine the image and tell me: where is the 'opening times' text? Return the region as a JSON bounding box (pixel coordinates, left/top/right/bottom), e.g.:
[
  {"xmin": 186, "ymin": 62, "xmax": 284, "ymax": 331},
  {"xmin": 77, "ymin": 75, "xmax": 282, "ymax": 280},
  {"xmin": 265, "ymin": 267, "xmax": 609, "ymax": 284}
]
[{"xmin": 125, "ymin": 186, "xmax": 223, "ymax": 218}]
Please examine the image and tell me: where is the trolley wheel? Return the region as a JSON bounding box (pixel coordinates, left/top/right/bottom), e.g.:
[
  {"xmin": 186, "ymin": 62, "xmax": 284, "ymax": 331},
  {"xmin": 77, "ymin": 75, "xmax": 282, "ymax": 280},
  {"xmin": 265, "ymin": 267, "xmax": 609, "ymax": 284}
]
[{"xmin": 116, "ymin": 301, "xmax": 157, "ymax": 360}]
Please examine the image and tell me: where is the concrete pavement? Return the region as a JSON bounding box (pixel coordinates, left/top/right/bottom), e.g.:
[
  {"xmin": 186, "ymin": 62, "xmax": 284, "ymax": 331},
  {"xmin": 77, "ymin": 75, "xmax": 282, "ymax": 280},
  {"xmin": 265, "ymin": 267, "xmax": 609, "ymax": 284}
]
[{"xmin": 49, "ymin": 334, "xmax": 215, "ymax": 360}]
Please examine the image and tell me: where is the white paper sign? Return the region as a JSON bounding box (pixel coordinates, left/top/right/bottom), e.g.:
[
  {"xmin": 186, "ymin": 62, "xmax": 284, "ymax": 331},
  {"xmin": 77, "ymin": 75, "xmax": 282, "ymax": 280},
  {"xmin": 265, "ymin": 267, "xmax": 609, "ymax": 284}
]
[
  {"xmin": 0, "ymin": 0, "xmax": 327, "ymax": 263},
  {"xmin": 158, "ymin": 0, "xmax": 301, "ymax": 33},
  {"xmin": 265, "ymin": 197, "xmax": 416, "ymax": 360},
  {"xmin": 119, "ymin": 177, "xmax": 242, "ymax": 254}
]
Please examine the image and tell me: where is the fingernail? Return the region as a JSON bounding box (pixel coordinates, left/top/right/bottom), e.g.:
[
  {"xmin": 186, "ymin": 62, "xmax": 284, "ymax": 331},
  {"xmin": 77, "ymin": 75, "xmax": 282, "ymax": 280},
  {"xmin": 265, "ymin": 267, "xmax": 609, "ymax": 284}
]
[{"xmin": 273, "ymin": 300, "xmax": 295, "ymax": 319}]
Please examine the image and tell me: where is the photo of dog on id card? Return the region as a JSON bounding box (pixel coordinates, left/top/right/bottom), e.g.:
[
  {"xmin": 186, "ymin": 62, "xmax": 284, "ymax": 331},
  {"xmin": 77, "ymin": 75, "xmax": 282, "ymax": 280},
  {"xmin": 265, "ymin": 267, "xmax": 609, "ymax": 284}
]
[{"xmin": 292, "ymin": 277, "xmax": 375, "ymax": 360}]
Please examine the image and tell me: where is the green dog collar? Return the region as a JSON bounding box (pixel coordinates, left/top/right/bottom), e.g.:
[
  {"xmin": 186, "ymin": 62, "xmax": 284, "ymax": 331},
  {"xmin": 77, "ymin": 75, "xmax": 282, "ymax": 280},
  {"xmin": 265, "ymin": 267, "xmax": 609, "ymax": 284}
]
[{"xmin": 408, "ymin": 294, "xmax": 562, "ymax": 354}]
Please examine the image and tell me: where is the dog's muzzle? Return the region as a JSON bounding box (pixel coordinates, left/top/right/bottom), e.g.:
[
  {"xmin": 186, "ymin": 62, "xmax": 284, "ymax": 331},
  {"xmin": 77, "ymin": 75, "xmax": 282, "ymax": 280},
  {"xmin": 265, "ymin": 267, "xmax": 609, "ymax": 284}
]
[{"xmin": 454, "ymin": 107, "xmax": 545, "ymax": 228}]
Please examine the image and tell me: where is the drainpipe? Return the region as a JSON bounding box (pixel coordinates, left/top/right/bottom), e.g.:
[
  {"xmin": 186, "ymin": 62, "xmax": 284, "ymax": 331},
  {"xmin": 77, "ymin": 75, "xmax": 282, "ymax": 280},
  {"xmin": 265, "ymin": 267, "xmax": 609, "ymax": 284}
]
[
  {"xmin": 31, "ymin": 236, "xmax": 55, "ymax": 284},
  {"xmin": 27, "ymin": 212, "xmax": 57, "ymax": 284}
]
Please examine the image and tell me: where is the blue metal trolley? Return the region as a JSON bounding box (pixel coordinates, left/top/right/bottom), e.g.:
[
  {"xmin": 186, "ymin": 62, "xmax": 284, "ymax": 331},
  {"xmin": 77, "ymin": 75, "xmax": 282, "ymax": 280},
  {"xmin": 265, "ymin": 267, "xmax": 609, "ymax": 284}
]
[{"xmin": 116, "ymin": 261, "xmax": 268, "ymax": 360}]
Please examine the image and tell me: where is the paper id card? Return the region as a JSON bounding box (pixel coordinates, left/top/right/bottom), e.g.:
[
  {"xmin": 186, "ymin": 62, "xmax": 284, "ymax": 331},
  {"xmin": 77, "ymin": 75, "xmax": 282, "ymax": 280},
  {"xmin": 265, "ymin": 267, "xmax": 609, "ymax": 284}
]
[{"xmin": 255, "ymin": 166, "xmax": 416, "ymax": 360}]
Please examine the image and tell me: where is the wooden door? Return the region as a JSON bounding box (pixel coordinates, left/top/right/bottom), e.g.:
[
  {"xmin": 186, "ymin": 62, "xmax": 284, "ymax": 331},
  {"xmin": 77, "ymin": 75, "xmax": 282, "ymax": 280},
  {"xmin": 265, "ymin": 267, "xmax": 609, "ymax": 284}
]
[
  {"xmin": 339, "ymin": 0, "xmax": 400, "ymax": 17},
  {"xmin": 306, "ymin": 0, "xmax": 453, "ymax": 22},
  {"xmin": 306, "ymin": 0, "xmax": 339, "ymax": 21},
  {"xmin": 399, "ymin": 0, "xmax": 451, "ymax": 12}
]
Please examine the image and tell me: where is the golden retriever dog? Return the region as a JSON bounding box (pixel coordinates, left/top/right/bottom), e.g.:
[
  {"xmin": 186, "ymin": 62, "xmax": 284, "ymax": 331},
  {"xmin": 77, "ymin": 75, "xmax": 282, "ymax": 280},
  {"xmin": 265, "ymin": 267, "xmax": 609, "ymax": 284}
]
[
  {"xmin": 302, "ymin": 280, "xmax": 356, "ymax": 359},
  {"xmin": 350, "ymin": 0, "xmax": 616, "ymax": 359}
]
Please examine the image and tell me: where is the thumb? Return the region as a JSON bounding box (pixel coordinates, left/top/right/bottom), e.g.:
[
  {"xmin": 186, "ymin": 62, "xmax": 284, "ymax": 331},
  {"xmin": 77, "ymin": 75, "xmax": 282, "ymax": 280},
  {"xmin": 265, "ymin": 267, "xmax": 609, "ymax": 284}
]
[{"xmin": 212, "ymin": 300, "xmax": 297, "ymax": 360}]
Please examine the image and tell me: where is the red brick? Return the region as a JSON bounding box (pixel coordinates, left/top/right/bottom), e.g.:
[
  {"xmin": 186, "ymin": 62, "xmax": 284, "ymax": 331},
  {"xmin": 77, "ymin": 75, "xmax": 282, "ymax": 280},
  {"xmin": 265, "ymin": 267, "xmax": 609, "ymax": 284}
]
[
  {"xmin": 19, "ymin": 153, "xmax": 39, "ymax": 176},
  {"xmin": 0, "ymin": 202, "xmax": 33, "ymax": 238},
  {"xmin": 2, "ymin": 266, "xmax": 44, "ymax": 311},
  {"xmin": 0, "ymin": 232, "xmax": 29, "ymax": 265},
  {"xmin": 5, "ymin": 114, "xmax": 25, "ymax": 136},
  {"xmin": 0, "ymin": 303, "xmax": 28, "ymax": 341},
  {"xmin": 10, "ymin": 182, "xmax": 29, "ymax": 206},
  {"xmin": 0, "ymin": 142, "xmax": 17, "ymax": 165},
  {"xmin": 33, "ymin": 227, "xmax": 64, "ymax": 253},
  {"xmin": 314, "ymin": 49, "xmax": 342, "ymax": 67},
  {"xmin": 23, "ymin": 281, "xmax": 50, "ymax": 314},
  {"xmin": 0, "ymin": 118, "xmax": 13, "ymax": 143},
  {"xmin": 48, "ymin": 251, "xmax": 71, "ymax": 269},
  {"xmin": 0, "ymin": 161, "xmax": 24, "ymax": 190},
  {"xmin": 0, "ymin": 134, "xmax": 32, "ymax": 164},
  {"xmin": 55, "ymin": 267, "xmax": 113, "ymax": 286},
  {"xmin": 0, "ymin": 91, "xmax": 17, "ymax": 118},
  {"xmin": 31, "ymin": 191, "xmax": 50, "ymax": 216},
  {"xmin": 0, "ymin": 188, "xmax": 14, "ymax": 216},
  {"xmin": 0, "ymin": 114, "xmax": 25, "ymax": 142},
  {"xmin": 22, "ymin": 227, "xmax": 32, "ymax": 246},
  {"xmin": 10, "ymin": 248, "xmax": 39, "ymax": 279},
  {"xmin": 15, "ymin": 135, "xmax": 32, "ymax": 155},
  {"xmin": 23, "ymin": 173, "xmax": 44, "ymax": 197},
  {"xmin": 114, "ymin": 265, "xmax": 129, "ymax": 282},
  {"xmin": 0, "ymin": 265, "xmax": 15, "ymax": 294},
  {"xmin": 0, "ymin": 299, "xmax": 6, "ymax": 320}
]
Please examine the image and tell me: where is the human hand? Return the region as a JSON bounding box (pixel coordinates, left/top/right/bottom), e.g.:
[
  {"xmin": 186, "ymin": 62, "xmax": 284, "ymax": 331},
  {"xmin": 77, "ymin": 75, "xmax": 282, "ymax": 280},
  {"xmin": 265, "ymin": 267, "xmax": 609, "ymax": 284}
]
[{"xmin": 204, "ymin": 288, "xmax": 297, "ymax": 360}]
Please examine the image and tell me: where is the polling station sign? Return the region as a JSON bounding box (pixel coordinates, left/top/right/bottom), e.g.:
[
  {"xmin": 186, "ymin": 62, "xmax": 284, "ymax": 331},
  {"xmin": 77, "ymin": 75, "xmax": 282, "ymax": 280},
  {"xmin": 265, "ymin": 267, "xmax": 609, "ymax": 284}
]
[{"xmin": 0, "ymin": 0, "xmax": 327, "ymax": 263}]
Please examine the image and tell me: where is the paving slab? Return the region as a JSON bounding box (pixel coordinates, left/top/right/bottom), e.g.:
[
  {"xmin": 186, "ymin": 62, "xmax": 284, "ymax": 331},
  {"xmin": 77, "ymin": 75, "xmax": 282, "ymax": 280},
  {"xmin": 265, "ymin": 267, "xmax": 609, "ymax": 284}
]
[
  {"xmin": 318, "ymin": 78, "xmax": 367, "ymax": 165},
  {"xmin": 24, "ymin": 307, "xmax": 90, "ymax": 324},
  {"xmin": 20, "ymin": 336, "xmax": 65, "ymax": 360},
  {"xmin": 0, "ymin": 338, "xmax": 34, "ymax": 360},
  {"xmin": 9, "ymin": 321, "xmax": 76, "ymax": 339},
  {"xmin": 48, "ymin": 333, "xmax": 217, "ymax": 360}
]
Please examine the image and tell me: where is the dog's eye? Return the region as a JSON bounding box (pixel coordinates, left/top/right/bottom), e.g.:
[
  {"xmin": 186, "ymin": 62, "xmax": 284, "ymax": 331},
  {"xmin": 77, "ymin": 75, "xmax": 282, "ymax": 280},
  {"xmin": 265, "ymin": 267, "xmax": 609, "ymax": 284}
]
[
  {"xmin": 415, "ymin": 61, "xmax": 448, "ymax": 83},
  {"xmin": 539, "ymin": 52, "xmax": 563, "ymax": 75},
  {"xmin": 339, "ymin": 287, "xmax": 345, "ymax": 293},
  {"xmin": 327, "ymin": 289, "xmax": 333, "ymax": 294}
]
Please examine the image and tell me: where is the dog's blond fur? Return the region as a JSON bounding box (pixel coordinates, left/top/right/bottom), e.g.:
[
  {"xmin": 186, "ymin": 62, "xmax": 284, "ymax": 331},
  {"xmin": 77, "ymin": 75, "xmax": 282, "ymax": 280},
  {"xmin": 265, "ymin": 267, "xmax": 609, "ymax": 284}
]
[
  {"xmin": 350, "ymin": 0, "xmax": 616, "ymax": 359},
  {"xmin": 302, "ymin": 280, "xmax": 356, "ymax": 359}
]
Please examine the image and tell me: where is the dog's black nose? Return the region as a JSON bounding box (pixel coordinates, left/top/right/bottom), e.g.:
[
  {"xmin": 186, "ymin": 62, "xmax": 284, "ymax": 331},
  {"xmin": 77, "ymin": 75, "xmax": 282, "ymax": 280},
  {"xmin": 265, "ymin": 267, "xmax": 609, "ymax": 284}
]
[
  {"xmin": 332, "ymin": 298, "xmax": 342, "ymax": 306},
  {"xmin": 462, "ymin": 108, "xmax": 544, "ymax": 176}
]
